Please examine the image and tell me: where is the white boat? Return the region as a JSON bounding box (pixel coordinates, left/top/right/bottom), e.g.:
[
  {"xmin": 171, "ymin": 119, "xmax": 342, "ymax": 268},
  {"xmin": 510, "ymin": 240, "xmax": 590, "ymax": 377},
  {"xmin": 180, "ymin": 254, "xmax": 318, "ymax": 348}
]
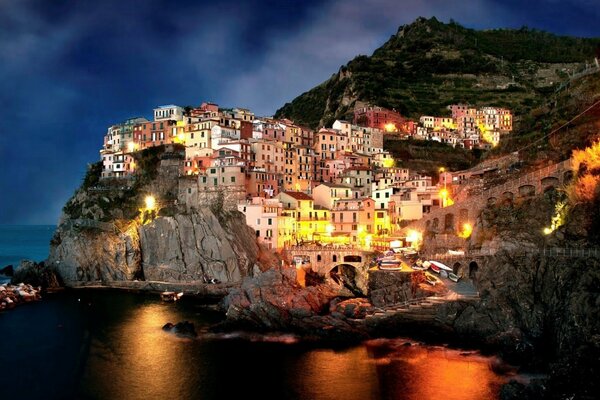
[
  {"xmin": 428, "ymin": 260, "xmax": 453, "ymax": 274},
  {"xmin": 448, "ymin": 273, "xmax": 461, "ymax": 282}
]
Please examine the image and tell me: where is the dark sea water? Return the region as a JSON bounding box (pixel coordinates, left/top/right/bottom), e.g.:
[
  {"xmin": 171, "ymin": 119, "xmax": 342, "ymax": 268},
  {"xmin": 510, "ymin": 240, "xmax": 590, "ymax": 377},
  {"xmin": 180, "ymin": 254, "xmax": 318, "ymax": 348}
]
[
  {"xmin": 0, "ymin": 225, "xmax": 55, "ymax": 283},
  {"xmin": 0, "ymin": 226, "xmax": 512, "ymax": 400}
]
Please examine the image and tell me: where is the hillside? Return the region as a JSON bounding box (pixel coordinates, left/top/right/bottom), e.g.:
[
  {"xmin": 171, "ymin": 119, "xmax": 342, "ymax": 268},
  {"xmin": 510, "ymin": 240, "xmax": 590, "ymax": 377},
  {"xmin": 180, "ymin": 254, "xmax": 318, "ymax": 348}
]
[{"xmin": 275, "ymin": 17, "xmax": 599, "ymax": 130}]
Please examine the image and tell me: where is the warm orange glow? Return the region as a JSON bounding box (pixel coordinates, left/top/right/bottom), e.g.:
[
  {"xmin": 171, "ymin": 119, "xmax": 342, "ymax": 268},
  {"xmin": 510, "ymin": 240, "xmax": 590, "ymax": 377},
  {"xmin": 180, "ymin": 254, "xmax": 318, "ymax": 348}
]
[
  {"xmin": 478, "ymin": 123, "xmax": 498, "ymax": 147},
  {"xmin": 569, "ymin": 141, "xmax": 600, "ymax": 204},
  {"xmin": 439, "ymin": 188, "xmax": 454, "ymax": 207},
  {"xmin": 127, "ymin": 142, "xmax": 137, "ymax": 152},
  {"xmin": 384, "ymin": 123, "xmax": 397, "ymax": 132},
  {"xmin": 458, "ymin": 223, "xmax": 473, "ymax": 238},
  {"xmin": 145, "ymin": 195, "xmax": 156, "ymax": 210},
  {"xmin": 406, "ymin": 230, "xmax": 423, "ymax": 250}
]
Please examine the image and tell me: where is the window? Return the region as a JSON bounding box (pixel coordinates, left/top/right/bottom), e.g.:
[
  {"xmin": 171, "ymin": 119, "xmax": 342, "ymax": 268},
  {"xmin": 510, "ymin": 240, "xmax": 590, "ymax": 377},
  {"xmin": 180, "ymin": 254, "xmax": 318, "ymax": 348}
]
[
  {"xmin": 352, "ymin": 224, "xmax": 357, "ymax": 230},
  {"xmin": 376, "ymin": 192, "xmax": 380, "ymax": 198},
  {"xmin": 377, "ymin": 212, "xmax": 384, "ymax": 218},
  {"xmin": 231, "ymin": 176, "xmax": 236, "ymax": 183},
  {"xmin": 268, "ymin": 218, "xmax": 272, "ymax": 225},
  {"xmin": 256, "ymin": 219, "xmax": 260, "ymax": 225},
  {"xmin": 385, "ymin": 192, "xmax": 389, "ymax": 198}
]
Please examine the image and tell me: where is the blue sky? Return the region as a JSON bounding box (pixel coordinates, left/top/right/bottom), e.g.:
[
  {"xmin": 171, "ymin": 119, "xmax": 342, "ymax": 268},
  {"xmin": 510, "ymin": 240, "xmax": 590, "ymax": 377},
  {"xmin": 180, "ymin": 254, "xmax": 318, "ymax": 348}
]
[{"xmin": 1, "ymin": 0, "xmax": 599, "ymax": 224}]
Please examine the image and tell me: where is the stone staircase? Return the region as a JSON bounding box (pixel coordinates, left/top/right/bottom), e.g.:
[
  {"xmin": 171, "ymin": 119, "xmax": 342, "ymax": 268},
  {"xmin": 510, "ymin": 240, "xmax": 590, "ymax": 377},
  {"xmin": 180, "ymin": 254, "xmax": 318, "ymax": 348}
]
[{"xmin": 366, "ymin": 293, "xmax": 479, "ymax": 322}]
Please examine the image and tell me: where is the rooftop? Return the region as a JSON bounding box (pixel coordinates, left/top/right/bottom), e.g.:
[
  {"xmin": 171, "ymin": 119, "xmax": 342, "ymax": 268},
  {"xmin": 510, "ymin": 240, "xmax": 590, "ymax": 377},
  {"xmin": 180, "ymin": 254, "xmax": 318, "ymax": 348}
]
[{"xmin": 281, "ymin": 191, "xmax": 314, "ymax": 201}]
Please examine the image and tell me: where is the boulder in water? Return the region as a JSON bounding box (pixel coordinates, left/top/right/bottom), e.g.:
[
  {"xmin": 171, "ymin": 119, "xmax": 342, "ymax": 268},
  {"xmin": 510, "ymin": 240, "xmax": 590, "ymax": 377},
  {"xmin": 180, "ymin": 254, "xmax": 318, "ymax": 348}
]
[
  {"xmin": 162, "ymin": 321, "xmax": 198, "ymax": 338},
  {"xmin": 0, "ymin": 265, "xmax": 14, "ymax": 276}
]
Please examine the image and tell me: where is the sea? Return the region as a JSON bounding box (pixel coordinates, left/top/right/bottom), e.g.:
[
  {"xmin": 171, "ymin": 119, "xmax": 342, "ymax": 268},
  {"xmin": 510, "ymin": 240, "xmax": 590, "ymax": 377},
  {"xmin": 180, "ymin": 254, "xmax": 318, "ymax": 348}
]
[{"xmin": 0, "ymin": 226, "xmax": 513, "ymax": 399}]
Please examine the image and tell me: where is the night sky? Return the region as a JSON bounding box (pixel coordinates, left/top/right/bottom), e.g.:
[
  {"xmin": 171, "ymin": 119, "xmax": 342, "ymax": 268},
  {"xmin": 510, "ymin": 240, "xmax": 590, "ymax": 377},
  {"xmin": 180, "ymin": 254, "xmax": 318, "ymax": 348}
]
[{"xmin": 1, "ymin": 0, "xmax": 599, "ymax": 225}]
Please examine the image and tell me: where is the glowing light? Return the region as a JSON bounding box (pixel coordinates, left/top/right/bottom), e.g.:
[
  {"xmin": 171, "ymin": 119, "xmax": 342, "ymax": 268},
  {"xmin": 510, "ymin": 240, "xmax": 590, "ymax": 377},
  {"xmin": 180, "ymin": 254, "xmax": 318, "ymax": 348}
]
[
  {"xmin": 439, "ymin": 188, "xmax": 454, "ymax": 207},
  {"xmin": 326, "ymin": 224, "xmax": 334, "ymax": 234},
  {"xmin": 478, "ymin": 123, "xmax": 498, "ymax": 147},
  {"xmin": 543, "ymin": 201, "xmax": 568, "ymax": 235},
  {"xmin": 382, "ymin": 157, "xmax": 395, "ymax": 168},
  {"xmin": 406, "ymin": 230, "xmax": 423, "ymax": 250},
  {"xmin": 127, "ymin": 142, "xmax": 137, "ymax": 153},
  {"xmin": 384, "ymin": 123, "xmax": 397, "ymax": 132},
  {"xmin": 145, "ymin": 195, "xmax": 156, "ymax": 210},
  {"xmin": 458, "ymin": 223, "xmax": 473, "ymax": 239},
  {"xmin": 439, "ymin": 167, "xmax": 445, "ymax": 173}
]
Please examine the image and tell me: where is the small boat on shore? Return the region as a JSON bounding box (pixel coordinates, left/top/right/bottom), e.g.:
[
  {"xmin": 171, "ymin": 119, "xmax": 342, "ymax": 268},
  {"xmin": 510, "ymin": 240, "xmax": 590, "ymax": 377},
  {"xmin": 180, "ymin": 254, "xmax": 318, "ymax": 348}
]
[
  {"xmin": 428, "ymin": 260, "xmax": 453, "ymax": 274},
  {"xmin": 160, "ymin": 291, "xmax": 184, "ymax": 302}
]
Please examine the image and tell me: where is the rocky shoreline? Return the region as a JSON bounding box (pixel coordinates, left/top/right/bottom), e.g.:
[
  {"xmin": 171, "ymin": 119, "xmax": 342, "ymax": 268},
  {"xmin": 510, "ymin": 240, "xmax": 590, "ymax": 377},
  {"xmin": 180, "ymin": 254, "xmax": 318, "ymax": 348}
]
[{"xmin": 0, "ymin": 283, "xmax": 42, "ymax": 311}]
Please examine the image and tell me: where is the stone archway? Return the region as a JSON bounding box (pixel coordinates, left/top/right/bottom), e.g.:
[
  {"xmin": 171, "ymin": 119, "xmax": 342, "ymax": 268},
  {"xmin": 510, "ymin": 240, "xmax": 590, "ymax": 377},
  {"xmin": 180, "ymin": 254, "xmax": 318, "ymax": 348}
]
[
  {"xmin": 541, "ymin": 176, "xmax": 560, "ymax": 191},
  {"xmin": 469, "ymin": 261, "xmax": 479, "ymax": 279},
  {"xmin": 329, "ymin": 263, "xmax": 363, "ymax": 295},
  {"xmin": 444, "ymin": 213, "xmax": 454, "ymax": 232},
  {"xmin": 518, "ymin": 184, "xmax": 536, "ymax": 197}
]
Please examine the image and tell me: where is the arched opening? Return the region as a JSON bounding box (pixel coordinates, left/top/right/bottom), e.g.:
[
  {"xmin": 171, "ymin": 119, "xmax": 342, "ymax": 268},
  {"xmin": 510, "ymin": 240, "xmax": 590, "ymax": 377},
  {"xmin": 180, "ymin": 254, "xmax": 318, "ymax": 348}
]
[
  {"xmin": 317, "ymin": 254, "xmax": 322, "ymax": 262},
  {"xmin": 469, "ymin": 261, "xmax": 479, "ymax": 279},
  {"xmin": 332, "ymin": 255, "xmax": 337, "ymax": 262},
  {"xmin": 444, "ymin": 213, "xmax": 455, "ymax": 232},
  {"xmin": 518, "ymin": 184, "xmax": 535, "ymax": 197},
  {"xmin": 541, "ymin": 176, "xmax": 560, "ymax": 191},
  {"xmin": 453, "ymin": 262, "xmax": 462, "ymax": 274},
  {"xmin": 343, "ymin": 255, "xmax": 362, "ymax": 263},
  {"xmin": 432, "ymin": 217, "xmax": 439, "ymax": 229},
  {"xmin": 329, "ymin": 264, "xmax": 361, "ymax": 295},
  {"xmin": 502, "ymin": 191, "xmax": 514, "ymax": 201}
]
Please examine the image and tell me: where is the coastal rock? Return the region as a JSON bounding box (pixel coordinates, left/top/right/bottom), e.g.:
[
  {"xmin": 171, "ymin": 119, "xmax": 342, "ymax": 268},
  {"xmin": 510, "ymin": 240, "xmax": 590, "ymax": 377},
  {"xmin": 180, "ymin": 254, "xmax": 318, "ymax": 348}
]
[
  {"xmin": 162, "ymin": 321, "xmax": 198, "ymax": 338},
  {"xmin": 0, "ymin": 283, "xmax": 42, "ymax": 310},
  {"xmin": 11, "ymin": 260, "xmax": 62, "ymax": 289},
  {"xmin": 0, "ymin": 264, "xmax": 14, "ymax": 276},
  {"xmin": 220, "ymin": 268, "xmax": 366, "ymax": 340},
  {"xmin": 47, "ymin": 207, "xmax": 262, "ymax": 286},
  {"xmin": 48, "ymin": 221, "xmax": 142, "ymax": 283},
  {"xmin": 138, "ymin": 209, "xmax": 259, "ymax": 283}
]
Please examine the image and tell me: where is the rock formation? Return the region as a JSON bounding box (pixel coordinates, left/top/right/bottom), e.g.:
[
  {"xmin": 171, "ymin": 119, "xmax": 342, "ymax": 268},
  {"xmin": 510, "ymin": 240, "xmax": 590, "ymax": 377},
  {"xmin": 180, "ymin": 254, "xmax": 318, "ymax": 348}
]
[
  {"xmin": 47, "ymin": 208, "xmax": 262, "ymax": 286},
  {"xmin": 220, "ymin": 268, "xmax": 368, "ymax": 341}
]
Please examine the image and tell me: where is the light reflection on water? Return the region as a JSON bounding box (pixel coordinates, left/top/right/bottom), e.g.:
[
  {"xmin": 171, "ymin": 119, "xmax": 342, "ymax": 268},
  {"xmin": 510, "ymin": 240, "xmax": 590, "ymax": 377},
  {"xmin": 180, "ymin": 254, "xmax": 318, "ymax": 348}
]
[{"xmin": 0, "ymin": 291, "xmax": 512, "ymax": 400}]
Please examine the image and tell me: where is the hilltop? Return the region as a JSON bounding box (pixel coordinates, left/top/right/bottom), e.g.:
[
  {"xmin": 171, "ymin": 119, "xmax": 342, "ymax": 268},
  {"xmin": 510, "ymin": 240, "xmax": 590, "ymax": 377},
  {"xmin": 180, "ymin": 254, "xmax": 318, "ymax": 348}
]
[{"xmin": 274, "ymin": 17, "xmax": 599, "ymax": 130}]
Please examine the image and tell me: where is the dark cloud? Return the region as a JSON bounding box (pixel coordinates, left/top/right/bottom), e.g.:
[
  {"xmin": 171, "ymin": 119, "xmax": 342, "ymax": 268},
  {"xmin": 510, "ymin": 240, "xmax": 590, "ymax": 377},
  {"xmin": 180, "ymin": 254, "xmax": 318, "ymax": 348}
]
[{"xmin": 0, "ymin": 0, "xmax": 599, "ymax": 224}]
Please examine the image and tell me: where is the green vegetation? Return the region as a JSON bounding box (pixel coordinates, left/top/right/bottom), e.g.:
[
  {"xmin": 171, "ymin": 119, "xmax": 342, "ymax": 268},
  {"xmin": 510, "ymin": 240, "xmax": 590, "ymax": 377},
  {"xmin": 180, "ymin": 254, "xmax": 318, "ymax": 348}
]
[
  {"xmin": 275, "ymin": 17, "xmax": 598, "ymax": 129},
  {"xmin": 62, "ymin": 145, "xmax": 183, "ymax": 222},
  {"xmin": 384, "ymin": 137, "xmax": 481, "ymax": 178}
]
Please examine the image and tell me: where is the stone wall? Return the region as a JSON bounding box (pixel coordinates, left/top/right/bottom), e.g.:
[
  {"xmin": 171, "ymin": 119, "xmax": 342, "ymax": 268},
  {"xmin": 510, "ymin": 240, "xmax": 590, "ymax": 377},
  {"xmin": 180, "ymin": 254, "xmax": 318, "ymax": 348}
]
[{"xmin": 368, "ymin": 270, "xmax": 414, "ymax": 307}]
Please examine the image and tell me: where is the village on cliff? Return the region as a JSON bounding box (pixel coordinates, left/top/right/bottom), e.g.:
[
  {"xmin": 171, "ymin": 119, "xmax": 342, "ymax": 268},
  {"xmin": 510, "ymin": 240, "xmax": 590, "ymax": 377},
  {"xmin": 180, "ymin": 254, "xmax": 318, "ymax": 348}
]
[{"xmin": 98, "ymin": 102, "xmax": 512, "ymax": 251}]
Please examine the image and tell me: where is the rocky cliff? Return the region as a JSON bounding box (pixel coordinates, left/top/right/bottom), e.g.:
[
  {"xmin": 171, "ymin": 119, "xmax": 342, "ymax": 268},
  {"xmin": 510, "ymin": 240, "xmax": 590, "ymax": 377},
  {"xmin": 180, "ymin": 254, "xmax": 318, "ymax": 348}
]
[
  {"xmin": 45, "ymin": 145, "xmax": 267, "ymax": 288},
  {"xmin": 47, "ymin": 208, "xmax": 261, "ymax": 286}
]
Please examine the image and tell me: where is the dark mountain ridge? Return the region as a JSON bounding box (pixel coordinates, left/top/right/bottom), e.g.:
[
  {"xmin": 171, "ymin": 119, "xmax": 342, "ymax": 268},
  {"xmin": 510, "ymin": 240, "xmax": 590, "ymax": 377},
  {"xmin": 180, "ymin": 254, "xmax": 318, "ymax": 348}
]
[{"xmin": 275, "ymin": 17, "xmax": 599, "ymax": 130}]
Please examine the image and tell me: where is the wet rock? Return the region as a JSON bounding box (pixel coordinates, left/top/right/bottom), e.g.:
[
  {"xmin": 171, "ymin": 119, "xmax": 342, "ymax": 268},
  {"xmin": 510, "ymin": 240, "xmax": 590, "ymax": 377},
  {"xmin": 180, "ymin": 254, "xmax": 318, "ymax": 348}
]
[
  {"xmin": 11, "ymin": 260, "xmax": 62, "ymax": 289},
  {"xmin": 0, "ymin": 283, "xmax": 42, "ymax": 311},
  {"xmin": 162, "ymin": 321, "xmax": 198, "ymax": 338},
  {"xmin": 0, "ymin": 264, "xmax": 14, "ymax": 276}
]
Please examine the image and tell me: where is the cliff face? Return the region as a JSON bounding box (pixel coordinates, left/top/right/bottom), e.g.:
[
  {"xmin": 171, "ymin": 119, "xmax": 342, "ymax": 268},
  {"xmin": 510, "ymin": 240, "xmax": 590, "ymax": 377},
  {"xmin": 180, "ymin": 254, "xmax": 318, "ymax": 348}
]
[
  {"xmin": 48, "ymin": 208, "xmax": 261, "ymax": 286},
  {"xmin": 138, "ymin": 209, "xmax": 260, "ymax": 283}
]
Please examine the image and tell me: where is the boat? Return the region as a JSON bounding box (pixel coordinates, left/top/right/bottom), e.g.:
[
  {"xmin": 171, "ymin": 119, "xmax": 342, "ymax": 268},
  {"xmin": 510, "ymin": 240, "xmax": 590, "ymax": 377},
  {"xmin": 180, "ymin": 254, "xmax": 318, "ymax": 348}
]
[
  {"xmin": 160, "ymin": 291, "xmax": 184, "ymax": 302},
  {"xmin": 448, "ymin": 272, "xmax": 461, "ymax": 282},
  {"xmin": 379, "ymin": 256, "xmax": 407, "ymax": 271},
  {"xmin": 424, "ymin": 271, "xmax": 441, "ymax": 286},
  {"xmin": 428, "ymin": 260, "xmax": 453, "ymax": 274}
]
